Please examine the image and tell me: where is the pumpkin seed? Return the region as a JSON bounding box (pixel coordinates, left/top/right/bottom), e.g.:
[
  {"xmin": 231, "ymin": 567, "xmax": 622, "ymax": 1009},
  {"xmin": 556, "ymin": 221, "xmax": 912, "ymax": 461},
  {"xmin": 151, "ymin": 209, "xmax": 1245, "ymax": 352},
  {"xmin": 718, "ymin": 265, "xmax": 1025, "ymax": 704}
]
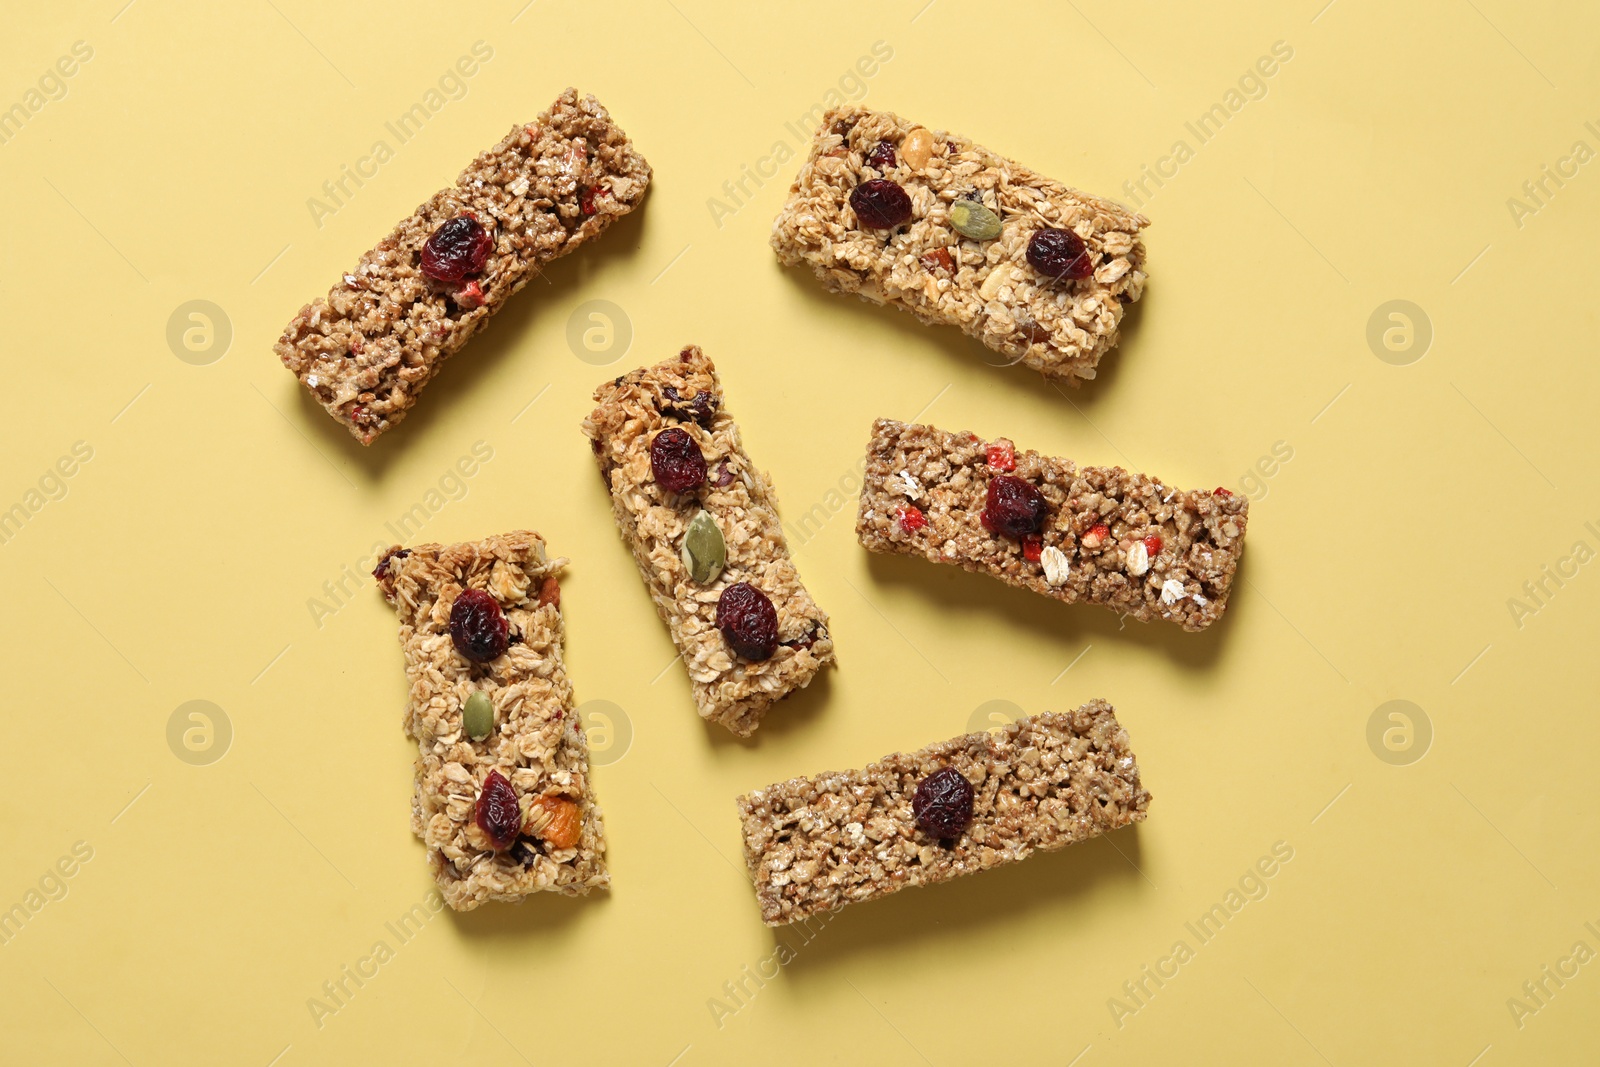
[
  {"xmin": 949, "ymin": 199, "xmax": 1002, "ymax": 241},
  {"xmin": 464, "ymin": 691, "xmax": 494, "ymax": 741},
  {"xmin": 681, "ymin": 510, "xmax": 726, "ymax": 584}
]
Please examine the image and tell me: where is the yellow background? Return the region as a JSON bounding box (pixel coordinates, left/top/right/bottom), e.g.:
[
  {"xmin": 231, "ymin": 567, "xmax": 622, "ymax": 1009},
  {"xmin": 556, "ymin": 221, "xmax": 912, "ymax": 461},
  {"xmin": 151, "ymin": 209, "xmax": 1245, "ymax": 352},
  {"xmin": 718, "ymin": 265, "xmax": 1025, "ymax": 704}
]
[{"xmin": 3, "ymin": 1, "xmax": 1596, "ymax": 1063}]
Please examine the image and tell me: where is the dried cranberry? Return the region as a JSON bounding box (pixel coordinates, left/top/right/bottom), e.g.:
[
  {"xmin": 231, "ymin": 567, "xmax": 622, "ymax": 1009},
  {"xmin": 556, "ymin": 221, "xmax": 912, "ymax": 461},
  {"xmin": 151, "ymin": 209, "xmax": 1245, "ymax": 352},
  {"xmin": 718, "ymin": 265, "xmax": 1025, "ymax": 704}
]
[
  {"xmin": 450, "ymin": 588, "xmax": 509, "ymax": 662},
  {"xmin": 1214, "ymin": 487, "xmax": 1234, "ymax": 497},
  {"xmin": 849, "ymin": 179, "xmax": 913, "ymax": 229},
  {"xmin": 579, "ymin": 185, "xmax": 607, "ymax": 215},
  {"xmin": 913, "ymin": 767, "xmax": 974, "ymax": 840},
  {"xmin": 372, "ymin": 546, "xmax": 409, "ymax": 580},
  {"xmin": 1026, "ymin": 227, "xmax": 1093, "ymax": 281},
  {"xmin": 1143, "ymin": 534, "xmax": 1164, "ymax": 555},
  {"xmin": 650, "ymin": 427, "xmax": 707, "ymax": 493},
  {"xmin": 1023, "ymin": 535, "xmax": 1043, "ymax": 561},
  {"xmin": 716, "ymin": 582, "xmax": 779, "ymax": 661},
  {"xmin": 865, "ymin": 140, "xmax": 897, "ymax": 170},
  {"xmin": 475, "ymin": 770, "xmax": 522, "ymax": 850},
  {"xmin": 981, "ymin": 475, "xmax": 1049, "ymax": 540},
  {"xmin": 660, "ymin": 386, "xmax": 719, "ymax": 426},
  {"xmin": 985, "ymin": 442, "xmax": 1015, "ymax": 471},
  {"xmin": 896, "ymin": 506, "xmax": 928, "ymax": 533},
  {"xmin": 421, "ymin": 214, "xmax": 493, "ymax": 283}
]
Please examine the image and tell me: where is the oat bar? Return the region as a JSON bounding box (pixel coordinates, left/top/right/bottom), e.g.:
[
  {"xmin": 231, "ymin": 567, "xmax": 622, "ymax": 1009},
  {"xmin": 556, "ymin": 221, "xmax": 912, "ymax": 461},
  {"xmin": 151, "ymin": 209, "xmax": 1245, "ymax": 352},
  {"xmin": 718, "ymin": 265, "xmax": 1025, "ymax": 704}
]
[
  {"xmin": 277, "ymin": 88, "xmax": 651, "ymax": 444},
  {"xmin": 581, "ymin": 346, "xmax": 834, "ymax": 737},
  {"xmin": 770, "ymin": 106, "xmax": 1147, "ymax": 384},
  {"xmin": 737, "ymin": 701, "xmax": 1149, "ymax": 925},
  {"xmin": 857, "ymin": 419, "xmax": 1248, "ymax": 631},
  {"xmin": 374, "ymin": 530, "xmax": 606, "ymax": 911}
]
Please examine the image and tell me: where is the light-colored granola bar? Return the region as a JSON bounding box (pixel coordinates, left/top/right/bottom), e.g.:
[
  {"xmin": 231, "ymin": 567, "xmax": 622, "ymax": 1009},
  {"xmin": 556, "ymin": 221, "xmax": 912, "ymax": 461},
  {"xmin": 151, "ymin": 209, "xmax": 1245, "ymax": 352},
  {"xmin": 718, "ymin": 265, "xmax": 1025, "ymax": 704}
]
[
  {"xmin": 277, "ymin": 88, "xmax": 651, "ymax": 444},
  {"xmin": 856, "ymin": 419, "xmax": 1248, "ymax": 631},
  {"xmin": 770, "ymin": 105, "xmax": 1147, "ymax": 384},
  {"xmin": 737, "ymin": 702, "xmax": 1149, "ymax": 925},
  {"xmin": 374, "ymin": 530, "xmax": 607, "ymax": 911},
  {"xmin": 581, "ymin": 346, "xmax": 834, "ymax": 737}
]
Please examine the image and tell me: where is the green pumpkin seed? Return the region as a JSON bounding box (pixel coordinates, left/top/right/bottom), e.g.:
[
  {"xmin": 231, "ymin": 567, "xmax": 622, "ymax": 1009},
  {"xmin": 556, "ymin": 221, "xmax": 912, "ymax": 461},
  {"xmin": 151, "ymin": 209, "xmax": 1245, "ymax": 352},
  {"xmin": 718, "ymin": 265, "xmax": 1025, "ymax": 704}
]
[
  {"xmin": 464, "ymin": 691, "xmax": 494, "ymax": 741},
  {"xmin": 949, "ymin": 199, "xmax": 1002, "ymax": 241},
  {"xmin": 681, "ymin": 510, "xmax": 726, "ymax": 585}
]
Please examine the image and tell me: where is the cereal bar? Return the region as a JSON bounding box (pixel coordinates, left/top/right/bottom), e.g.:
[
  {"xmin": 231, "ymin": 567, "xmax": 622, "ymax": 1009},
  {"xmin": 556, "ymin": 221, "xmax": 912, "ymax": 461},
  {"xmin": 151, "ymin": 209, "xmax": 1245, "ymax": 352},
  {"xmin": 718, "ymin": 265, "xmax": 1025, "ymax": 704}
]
[
  {"xmin": 856, "ymin": 419, "xmax": 1248, "ymax": 631},
  {"xmin": 374, "ymin": 530, "xmax": 607, "ymax": 911},
  {"xmin": 770, "ymin": 105, "xmax": 1148, "ymax": 384},
  {"xmin": 736, "ymin": 701, "xmax": 1150, "ymax": 925},
  {"xmin": 581, "ymin": 346, "xmax": 834, "ymax": 737},
  {"xmin": 277, "ymin": 88, "xmax": 651, "ymax": 444}
]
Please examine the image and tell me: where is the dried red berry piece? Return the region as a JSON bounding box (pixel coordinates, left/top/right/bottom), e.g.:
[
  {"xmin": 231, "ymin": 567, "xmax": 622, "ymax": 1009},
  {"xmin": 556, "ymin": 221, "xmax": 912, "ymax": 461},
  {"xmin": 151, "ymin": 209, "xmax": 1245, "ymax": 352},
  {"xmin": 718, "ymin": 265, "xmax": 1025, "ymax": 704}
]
[
  {"xmin": 985, "ymin": 441, "xmax": 1015, "ymax": 471},
  {"xmin": 716, "ymin": 582, "xmax": 779, "ymax": 661},
  {"xmin": 1026, "ymin": 227, "xmax": 1093, "ymax": 281},
  {"xmin": 896, "ymin": 506, "xmax": 928, "ymax": 533},
  {"xmin": 421, "ymin": 214, "xmax": 493, "ymax": 283},
  {"xmin": 450, "ymin": 588, "xmax": 509, "ymax": 663},
  {"xmin": 865, "ymin": 140, "xmax": 897, "ymax": 170},
  {"xmin": 849, "ymin": 178, "xmax": 913, "ymax": 229},
  {"xmin": 1081, "ymin": 523, "xmax": 1110, "ymax": 550},
  {"xmin": 1023, "ymin": 535, "xmax": 1043, "ymax": 561},
  {"xmin": 650, "ymin": 427, "xmax": 707, "ymax": 493},
  {"xmin": 660, "ymin": 385, "xmax": 719, "ymax": 427},
  {"xmin": 455, "ymin": 279, "xmax": 485, "ymax": 308},
  {"xmin": 981, "ymin": 475, "xmax": 1049, "ymax": 540},
  {"xmin": 1214, "ymin": 487, "xmax": 1234, "ymax": 497},
  {"xmin": 579, "ymin": 185, "xmax": 608, "ymax": 215},
  {"xmin": 475, "ymin": 770, "xmax": 522, "ymax": 850},
  {"xmin": 913, "ymin": 766, "xmax": 975, "ymax": 840},
  {"xmin": 1143, "ymin": 534, "xmax": 1164, "ymax": 555}
]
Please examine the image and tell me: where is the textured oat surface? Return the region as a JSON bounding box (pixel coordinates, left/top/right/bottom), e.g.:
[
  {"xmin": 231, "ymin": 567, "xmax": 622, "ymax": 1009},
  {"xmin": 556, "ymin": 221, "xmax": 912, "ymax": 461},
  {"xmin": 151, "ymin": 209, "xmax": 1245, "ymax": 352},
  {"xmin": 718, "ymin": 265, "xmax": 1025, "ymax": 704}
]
[
  {"xmin": 736, "ymin": 702, "xmax": 1149, "ymax": 925},
  {"xmin": 770, "ymin": 105, "xmax": 1147, "ymax": 383},
  {"xmin": 581, "ymin": 346, "xmax": 834, "ymax": 736},
  {"xmin": 856, "ymin": 419, "xmax": 1248, "ymax": 631},
  {"xmin": 374, "ymin": 530, "xmax": 607, "ymax": 911},
  {"xmin": 276, "ymin": 88, "xmax": 651, "ymax": 444}
]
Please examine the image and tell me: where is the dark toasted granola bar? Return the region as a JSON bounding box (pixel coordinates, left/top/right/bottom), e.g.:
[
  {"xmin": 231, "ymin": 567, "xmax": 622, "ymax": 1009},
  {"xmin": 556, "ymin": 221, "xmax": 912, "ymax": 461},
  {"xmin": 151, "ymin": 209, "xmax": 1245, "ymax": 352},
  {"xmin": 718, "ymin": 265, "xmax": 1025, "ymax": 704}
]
[
  {"xmin": 277, "ymin": 88, "xmax": 651, "ymax": 444},
  {"xmin": 736, "ymin": 702, "xmax": 1150, "ymax": 925},
  {"xmin": 770, "ymin": 105, "xmax": 1147, "ymax": 384},
  {"xmin": 374, "ymin": 531, "xmax": 607, "ymax": 911},
  {"xmin": 856, "ymin": 419, "xmax": 1248, "ymax": 631},
  {"xmin": 581, "ymin": 346, "xmax": 834, "ymax": 737}
]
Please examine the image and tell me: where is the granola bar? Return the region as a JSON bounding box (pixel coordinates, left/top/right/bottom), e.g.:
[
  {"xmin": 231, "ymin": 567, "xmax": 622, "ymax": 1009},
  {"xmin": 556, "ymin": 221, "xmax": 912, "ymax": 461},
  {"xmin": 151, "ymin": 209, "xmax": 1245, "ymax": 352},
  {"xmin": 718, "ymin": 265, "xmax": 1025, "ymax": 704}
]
[
  {"xmin": 736, "ymin": 701, "xmax": 1149, "ymax": 925},
  {"xmin": 857, "ymin": 419, "xmax": 1248, "ymax": 631},
  {"xmin": 581, "ymin": 346, "xmax": 833, "ymax": 736},
  {"xmin": 374, "ymin": 530, "xmax": 607, "ymax": 911},
  {"xmin": 277, "ymin": 88, "xmax": 651, "ymax": 444},
  {"xmin": 770, "ymin": 105, "xmax": 1147, "ymax": 384}
]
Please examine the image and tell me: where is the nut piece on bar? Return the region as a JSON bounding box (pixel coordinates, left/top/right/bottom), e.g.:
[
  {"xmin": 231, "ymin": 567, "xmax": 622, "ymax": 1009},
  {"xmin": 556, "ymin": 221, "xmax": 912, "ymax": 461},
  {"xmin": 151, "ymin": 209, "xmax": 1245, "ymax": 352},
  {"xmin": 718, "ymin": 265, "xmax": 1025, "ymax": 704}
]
[
  {"xmin": 277, "ymin": 88, "xmax": 652, "ymax": 444},
  {"xmin": 856, "ymin": 419, "xmax": 1248, "ymax": 632},
  {"xmin": 374, "ymin": 530, "xmax": 606, "ymax": 911},
  {"xmin": 581, "ymin": 346, "xmax": 834, "ymax": 737},
  {"xmin": 736, "ymin": 701, "xmax": 1150, "ymax": 926},
  {"xmin": 770, "ymin": 105, "xmax": 1148, "ymax": 385}
]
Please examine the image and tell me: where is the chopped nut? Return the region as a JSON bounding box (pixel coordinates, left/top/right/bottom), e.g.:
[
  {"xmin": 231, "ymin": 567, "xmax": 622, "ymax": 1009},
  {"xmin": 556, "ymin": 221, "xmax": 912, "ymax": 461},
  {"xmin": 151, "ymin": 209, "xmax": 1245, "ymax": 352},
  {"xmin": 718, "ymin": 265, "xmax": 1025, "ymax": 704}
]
[
  {"xmin": 1125, "ymin": 540, "xmax": 1149, "ymax": 577},
  {"xmin": 900, "ymin": 127, "xmax": 935, "ymax": 169},
  {"xmin": 1040, "ymin": 545, "xmax": 1071, "ymax": 586}
]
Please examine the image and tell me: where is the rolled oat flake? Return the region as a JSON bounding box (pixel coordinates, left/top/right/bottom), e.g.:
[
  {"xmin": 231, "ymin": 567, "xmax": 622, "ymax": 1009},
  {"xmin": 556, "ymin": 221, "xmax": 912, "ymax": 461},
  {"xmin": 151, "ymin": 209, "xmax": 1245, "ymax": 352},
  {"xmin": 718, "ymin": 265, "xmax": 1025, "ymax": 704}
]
[{"xmin": 681, "ymin": 510, "xmax": 726, "ymax": 585}]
